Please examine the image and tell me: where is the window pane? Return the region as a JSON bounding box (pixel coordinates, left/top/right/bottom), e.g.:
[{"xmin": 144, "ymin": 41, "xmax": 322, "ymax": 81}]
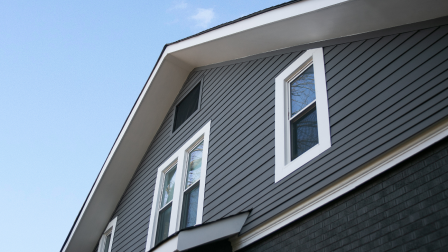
[
  {"xmin": 161, "ymin": 166, "xmax": 176, "ymax": 207},
  {"xmin": 291, "ymin": 107, "xmax": 318, "ymax": 160},
  {"xmin": 185, "ymin": 142, "xmax": 203, "ymax": 189},
  {"xmin": 174, "ymin": 84, "xmax": 200, "ymax": 131},
  {"xmin": 102, "ymin": 233, "xmax": 111, "ymax": 252},
  {"xmin": 180, "ymin": 183, "xmax": 199, "ymax": 229},
  {"xmin": 290, "ymin": 65, "xmax": 315, "ymax": 116},
  {"xmin": 155, "ymin": 204, "xmax": 172, "ymax": 245}
]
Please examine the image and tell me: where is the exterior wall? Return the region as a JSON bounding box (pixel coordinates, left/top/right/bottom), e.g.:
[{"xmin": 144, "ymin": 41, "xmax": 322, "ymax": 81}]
[
  {"xmin": 107, "ymin": 19, "xmax": 448, "ymax": 252},
  {"xmin": 187, "ymin": 240, "xmax": 232, "ymax": 252},
  {"xmin": 237, "ymin": 137, "xmax": 448, "ymax": 252}
]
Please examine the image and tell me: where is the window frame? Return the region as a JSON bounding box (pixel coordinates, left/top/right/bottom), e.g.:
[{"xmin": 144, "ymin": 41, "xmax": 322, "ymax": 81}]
[
  {"xmin": 172, "ymin": 81, "xmax": 203, "ymax": 133},
  {"xmin": 154, "ymin": 162, "xmax": 177, "ymax": 244},
  {"xmin": 146, "ymin": 121, "xmax": 211, "ymax": 250},
  {"xmin": 275, "ymin": 48, "xmax": 331, "ymax": 183},
  {"xmin": 179, "ymin": 139, "xmax": 203, "ymax": 229},
  {"xmin": 97, "ymin": 217, "xmax": 117, "ymax": 252}
]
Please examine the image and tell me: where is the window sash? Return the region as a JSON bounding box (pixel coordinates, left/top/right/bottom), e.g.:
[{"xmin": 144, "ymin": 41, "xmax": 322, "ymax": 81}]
[
  {"xmin": 288, "ymin": 60, "xmax": 313, "ymax": 117},
  {"xmin": 97, "ymin": 217, "xmax": 117, "ymax": 252},
  {"xmin": 287, "ymin": 61, "xmax": 318, "ymax": 162},
  {"xmin": 180, "ymin": 181, "xmax": 200, "ymax": 229},
  {"xmin": 160, "ymin": 164, "xmax": 177, "ymax": 208},
  {"xmin": 146, "ymin": 121, "xmax": 210, "ymax": 250},
  {"xmin": 289, "ymin": 99, "xmax": 316, "ymax": 122},
  {"xmin": 184, "ymin": 140, "xmax": 204, "ymax": 189},
  {"xmin": 274, "ymin": 48, "xmax": 331, "ymax": 183},
  {"xmin": 102, "ymin": 233, "xmax": 111, "ymax": 252},
  {"xmin": 155, "ymin": 202, "xmax": 172, "ymax": 245},
  {"xmin": 290, "ymin": 104, "xmax": 318, "ymax": 160}
]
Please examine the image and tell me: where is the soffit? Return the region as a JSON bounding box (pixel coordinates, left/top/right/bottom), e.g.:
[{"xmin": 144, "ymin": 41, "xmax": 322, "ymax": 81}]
[{"xmin": 62, "ymin": 0, "xmax": 448, "ymax": 251}]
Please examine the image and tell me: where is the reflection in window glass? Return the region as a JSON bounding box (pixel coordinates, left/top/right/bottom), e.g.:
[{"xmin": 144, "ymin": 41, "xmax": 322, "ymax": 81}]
[
  {"xmin": 290, "ymin": 65, "xmax": 315, "ymax": 116},
  {"xmin": 174, "ymin": 85, "xmax": 200, "ymax": 131},
  {"xmin": 155, "ymin": 204, "xmax": 172, "ymax": 245},
  {"xmin": 180, "ymin": 184, "xmax": 199, "ymax": 229},
  {"xmin": 185, "ymin": 142, "xmax": 203, "ymax": 189},
  {"xmin": 161, "ymin": 166, "xmax": 176, "ymax": 207},
  {"xmin": 291, "ymin": 108, "xmax": 318, "ymax": 160}
]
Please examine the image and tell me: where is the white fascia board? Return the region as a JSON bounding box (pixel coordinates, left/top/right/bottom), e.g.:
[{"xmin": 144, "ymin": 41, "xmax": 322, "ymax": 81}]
[
  {"xmin": 63, "ymin": 0, "xmax": 448, "ymax": 251},
  {"xmin": 62, "ymin": 52, "xmax": 193, "ymax": 252},
  {"xmin": 165, "ymin": 0, "xmax": 349, "ymax": 54},
  {"xmin": 168, "ymin": 0, "xmax": 448, "ymax": 68}
]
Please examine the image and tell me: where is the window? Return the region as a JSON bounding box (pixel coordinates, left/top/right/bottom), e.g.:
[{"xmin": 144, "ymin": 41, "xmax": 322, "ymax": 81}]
[
  {"xmin": 173, "ymin": 84, "xmax": 201, "ymax": 132},
  {"xmin": 146, "ymin": 121, "xmax": 211, "ymax": 250},
  {"xmin": 275, "ymin": 48, "xmax": 331, "ymax": 182},
  {"xmin": 180, "ymin": 141, "xmax": 203, "ymax": 229},
  {"xmin": 155, "ymin": 164, "xmax": 176, "ymax": 244},
  {"xmin": 97, "ymin": 217, "xmax": 117, "ymax": 252}
]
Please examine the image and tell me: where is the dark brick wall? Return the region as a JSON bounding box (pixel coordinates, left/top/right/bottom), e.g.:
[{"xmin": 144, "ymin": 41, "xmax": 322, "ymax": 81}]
[{"xmin": 237, "ymin": 137, "xmax": 448, "ymax": 252}]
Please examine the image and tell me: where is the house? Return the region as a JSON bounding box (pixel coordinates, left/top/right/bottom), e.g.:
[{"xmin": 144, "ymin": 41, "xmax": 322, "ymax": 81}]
[{"xmin": 61, "ymin": 0, "xmax": 448, "ymax": 251}]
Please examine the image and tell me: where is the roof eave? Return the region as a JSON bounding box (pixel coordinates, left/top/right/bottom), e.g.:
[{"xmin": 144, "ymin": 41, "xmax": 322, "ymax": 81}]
[{"xmin": 62, "ymin": 0, "xmax": 448, "ymax": 251}]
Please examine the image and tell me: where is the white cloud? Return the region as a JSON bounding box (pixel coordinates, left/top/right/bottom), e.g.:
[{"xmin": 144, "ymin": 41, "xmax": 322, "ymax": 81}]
[{"xmin": 191, "ymin": 8, "xmax": 215, "ymax": 29}]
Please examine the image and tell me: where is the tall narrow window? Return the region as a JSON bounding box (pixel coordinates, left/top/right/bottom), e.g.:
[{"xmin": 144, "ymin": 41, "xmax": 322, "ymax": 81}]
[
  {"xmin": 275, "ymin": 48, "xmax": 331, "ymax": 183},
  {"xmin": 180, "ymin": 141, "xmax": 203, "ymax": 229},
  {"xmin": 289, "ymin": 64, "xmax": 318, "ymax": 160},
  {"xmin": 102, "ymin": 234, "xmax": 111, "ymax": 252},
  {"xmin": 146, "ymin": 121, "xmax": 211, "ymax": 251},
  {"xmin": 97, "ymin": 217, "xmax": 117, "ymax": 252},
  {"xmin": 155, "ymin": 165, "xmax": 177, "ymax": 245},
  {"xmin": 173, "ymin": 84, "xmax": 201, "ymax": 132}
]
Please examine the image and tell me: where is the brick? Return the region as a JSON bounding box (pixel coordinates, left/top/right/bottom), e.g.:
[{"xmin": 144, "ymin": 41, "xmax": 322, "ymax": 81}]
[{"xmin": 238, "ymin": 139, "xmax": 448, "ymax": 252}]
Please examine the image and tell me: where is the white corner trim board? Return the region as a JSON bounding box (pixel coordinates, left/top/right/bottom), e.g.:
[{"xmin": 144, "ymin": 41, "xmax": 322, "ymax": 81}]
[
  {"xmin": 231, "ymin": 117, "xmax": 448, "ymax": 251},
  {"xmin": 166, "ymin": 0, "xmax": 349, "ymax": 53}
]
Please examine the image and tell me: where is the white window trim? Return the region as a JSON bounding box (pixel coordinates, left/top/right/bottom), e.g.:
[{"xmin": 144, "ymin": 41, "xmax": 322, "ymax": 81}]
[
  {"xmin": 146, "ymin": 121, "xmax": 211, "ymax": 251},
  {"xmin": 232, "ymin": 107, "xmax": 448, "ymax": 251},
  {"xmin": 97, "ymin": 216, "xmax": 117, "ymax": 252},
  {"xmin": 275, "ymin": 48, "xmax": 331, "ymax": 183}
]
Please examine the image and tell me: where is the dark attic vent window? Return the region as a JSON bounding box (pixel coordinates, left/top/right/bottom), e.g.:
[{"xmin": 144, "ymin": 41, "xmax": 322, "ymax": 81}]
[{"xmin": 173, "ymin": 84, "xmax": 201, "ymax": 132}]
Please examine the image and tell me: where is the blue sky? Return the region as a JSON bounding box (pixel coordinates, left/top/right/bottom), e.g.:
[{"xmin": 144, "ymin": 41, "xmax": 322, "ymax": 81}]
[{"xmin": 0, "ymin": 0, "xmax": 286, "ymax": 251}]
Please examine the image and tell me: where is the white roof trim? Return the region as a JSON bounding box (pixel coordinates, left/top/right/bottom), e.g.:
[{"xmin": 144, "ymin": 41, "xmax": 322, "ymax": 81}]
[
  {"xmin": 62, "ymin": 0, "xmax": 448, "ymax": 251},
  {"xmin": 166, "ymin": 0, "xmax": 349, "ymax": 54},
  {"xmin": 151, "ymin": 212, "xmax": 249, "ymax": 252}
]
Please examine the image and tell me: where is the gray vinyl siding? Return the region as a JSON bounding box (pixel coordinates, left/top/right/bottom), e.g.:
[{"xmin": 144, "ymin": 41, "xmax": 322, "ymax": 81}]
[
  {"xmin": 108, "ymin": 20, "xmax": 448, "ymax": 252},
  {"xmin": 238, "ymin": 136, "xmax": 448, "ymax": 252}
]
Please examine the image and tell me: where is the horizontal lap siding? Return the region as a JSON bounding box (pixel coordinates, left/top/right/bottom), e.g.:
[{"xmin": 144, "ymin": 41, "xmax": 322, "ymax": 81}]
[
  {"xmin": 237, "ymin": 24, "xmax": 448, "ymax": 233},
  {"xmin": 238, "ymin": 136, "xmax": 448, "ymax": 252},
  {"xmin": 110, "ymin": 69, "xmax": 209, "ymax": 252},
  {"xmin": 108, "ymin": 22, "xmax": 448, "ymax": 252}
]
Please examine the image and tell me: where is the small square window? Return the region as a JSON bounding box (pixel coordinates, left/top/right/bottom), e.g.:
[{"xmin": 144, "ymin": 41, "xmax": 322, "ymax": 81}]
[
  {"xmin": 173, "ymin": 84, "xmax": 201, "ymax": 132},
  {"xmin": 275, "ymin": 48, "xmax": 331, "ymax": 182}
]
